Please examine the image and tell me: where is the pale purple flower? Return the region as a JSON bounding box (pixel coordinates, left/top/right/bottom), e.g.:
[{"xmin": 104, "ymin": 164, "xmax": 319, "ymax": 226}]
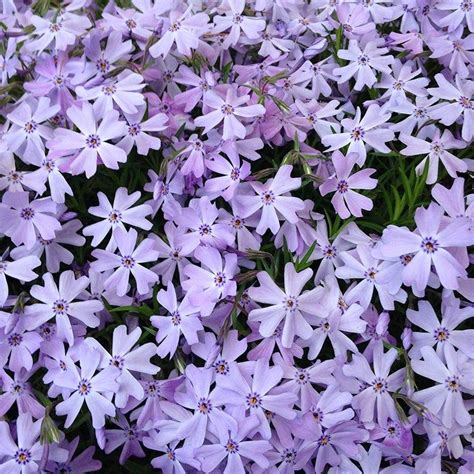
[
  {"xmin": 400, "ymin": 129, "xmax": 467, "ymax": 184},
  {"xmin": 83, "ymin": 188, "xmax": 153, "ymax": 248},
  {"xmin": 217, "ymin": 359, "xmax": 297, "ymax": 439},
  {"xmin": 91, "ymin": 227, "xmax": 159, "ymax": 297},
  {"xmin": 236, "ymin": 165, "xmax": 305, "ymax": 235},
  {"xmin": 0, "ymin": 191, "xmax": 61, "ymax": 249},
  {"xmin": 87, "ymin": 325, "xmax": 159, "ymax": 408},
  {"xmin": 182, "ymin": 246, "xmax": 237, "ymax": 316},
  {"xmin": 213, "ymin": 0, "xmax": 266, "ymax": 47},
  {"xmin": 174, "ymin": 365, "xmax": 237, "ymax": 447},
  {"xmin": 335, "ymin": 39, "xmax": 394, "ymax": 90},
  {"xmin": 76, "ymin": 72, "xmax": 146, "ymax": 117},
  {"xmin": 10, "ymin": 218, "xmax": 86, "ymax": 273},
  {"xmin": 24, "ymin": 271, "xmax": 103, "ymax": 345},
  {"xmin": 428, "ymin": 73, "xmax": 474, "ymax": 142},
  {"xmin": 376, "ymin": 203, "xmax": 473, "ymax": 291},
  {"xmin": 248, "ymin": 263, "xmax": 327, "ymax": 348},
  {"xmin": 0, "ymin": 369, "xmax": 45, "ymax": 419},
  {"xmin": 55, "ymin": 345, "xmax": 120, "ymax": 429},
  {"xmin": 412, "ymin": 345, "xmax": 474, "ymax": 428},
  {"xmin": 0, "ymin": 326, "xmax": 42, "ymax": 373},
  {"xmin": 342, "ymin": 343, "xmax": 404, "ymax": 427},
  {"xmin": 5, "ymin": 97, "xmax": 59, "ymax": 164},
  {"xmin": 0, "ymin": 413, "xmax": 67, "ymax": 473},
  {"xmin": 117, "ymin": 109, "xmax": 168, "ymax": 155},
  {"xmin": 194, "ymin": 89, "xmax": 266, "ymax": 140},
  {"xmin": 151, "ymin": 284, "xmax": 203, "ymax": 358},
  {"xmin": 47, "ymin": 103, "xmax": 127, "ymax": 178},
  {"xmin": 322, "ymin": 105, "xmax": 395, "ymax": 163},
  {"xmin": 320, "ymin": 151, "xmax": 377, "ymax": 219},
  {"xmin": 0, "ymin": 255, "xmax": 41, "ymax": 308},
  {"xmin": 407, "ymin": 298, "xmax": 474, "ymax": 360},
  {"xmin": 149, "ymin": 9, "xmax": 210, "ymax": 58},
  {"xmin": 198, "ymin": 415, "xmax": 272, "ymax": 472}
]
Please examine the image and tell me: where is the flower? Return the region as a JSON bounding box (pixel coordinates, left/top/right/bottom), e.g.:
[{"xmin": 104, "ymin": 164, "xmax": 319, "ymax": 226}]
[
  {"xmin": 87, "ymin": 325, "xmax": 159, "ymax": 408},
  {"xmin": 194, "ymin": 89, "xmax": 266, "ymax": 140},
  {"xmin": 83, "ymin": 188, "xmax": 153, "ymax": 248},
  {"xmin": 0, "ymin": 413, "xmax": 67, "ymax": 473},
  {"xmin": 24, "ymin": 271, "xmax": 103, "ymax": 345},
  {"xmin": 0, "ymin": 191, "xmax": 61, "ymax": 249},
  {"xmin": 320, "ymin": 151, "xmax": 377, "ymax": 219},
  {"xmin": 91, "ymin": 227, "xmax": 159, "ymax": 297},
  {"xmin": 236, "ymin": 165, "xmax": 305, "ymax": 235},
  {"xmin": 47, "ymin": 103, "xmax": 127, "ymax": 178},
  {"xmin": 412, "ymin": 345, "xmax": 474, "ymax": 428},
  {"xmin": 376, "ymin": 203, "xmax": 473, "ymax": 291},
  {"xmin": 342, "ymin": 342, "xmax": 404, "ymax": 427},
  {"xmin": 248, "ymin": 262, "xmax": 327, "ymax": 348},
  {"xmin": 55, "ymin": 344, "xmax": 120, "ymax": 429},
  {"xmin": 322, "ymin": 105, "xmax": 395, "ymax": 163},
  {"xmin": 334, "ymin": 39, "xmax": 394, "ymax": 90},
  {"xmin": 182, "ymin": 246, "xmax": 237, "ymax": 316}
]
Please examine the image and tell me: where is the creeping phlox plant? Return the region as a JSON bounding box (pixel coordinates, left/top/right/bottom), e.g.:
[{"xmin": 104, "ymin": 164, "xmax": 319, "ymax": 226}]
[{"xmin": 0, "ymin": 0, "xmax": 473, "ymax": 472}]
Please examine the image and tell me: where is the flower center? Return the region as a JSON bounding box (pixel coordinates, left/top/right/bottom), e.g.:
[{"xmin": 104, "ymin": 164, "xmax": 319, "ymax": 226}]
[
  {"xmin": 231, "ymin": 216, "xmax": 244, "ymax": 229},
  {"xmin": 458, "ymin": 96, "xmax": 472, "ymax": 108},
  {"xmin": 230, "ymin": 167, "xmax": 240, "ymax": 180},
  {"xmin": 96, "ymin": 58, "xmax": 110, "ymax": 73},
  {"xmin": 171, "ymin": 310, "xmax": 181, "ymax": 326},
  {"xmin": 213, "ymin": 359, "xmax": 229, "ymax": 375},
  {"xmin": 295, "ymin": 368, "xmax": 309, "ymax": 385},
  {"xmin": 261, "ymin": 190, "xmax": 275, "ymax": 205},
  {"xmin": 121, "ymin": 255, "xmax": 135, "ymax": 268},
  {"xmin": 351, "ymin": 126, "xmax": 365, "ymax": 141},
  {"xmin": 145, "ymin": 381, "xmax": 160, "ymax": 397},
  {"xmin": 169, "ymin": 21, "xmax": 181, "ymax": 32},
  {"xmin": 323, "ymin": 245, "xmax": 337, "ymax": 259},
  {"xmin": 246, "ymin": 392, "xmax": 262, "ymax": 408},
  {"xmin": 221, "ymin": 103, "xmax": 235, "ymax": 115},
  {"xmin": 24, "ymin": 120, "xmax": 38, "ymax": 134},
  {"xmin": 284, "ymin": 296, "xmax": 299, "ymax": 312},
  {"xmin": 8, "ymin": 333, "xmax": 23, "ymax": 346},
  {"xmin": 78, "ymin": 378, "xmax": 91, "ymax": 396},
  {"xmin": 434, "ymin": 327, "xmax": 450, "ymax": 342},
  {"xmin": 364, "ymin": 267, "xmax": 378, "ymax": 281},
  {"xmin": 108, "ymin": 210, "xmax": 122, "ymax": 223},
  {"xmin": 8, "ymin": 171, "xmax": 22, "ymax": 182},
  {"xmin": 312, "ymin": 407, "xmax": 324, "ymax": 423},
  {"xmin": 49, "ymin": 22, "xmax": 62, "ymax": 32},
  {"xmin": 225, "ymin": 439, "xmax": 239, "ymax": 453},
  {"xmin": 20, "ymin": 207, "xmax": 35, "ymax": 220},
  {"xmin": 52, "ymin": 299, "xmax": 69, "ymax": 315},
  {"xmin": 199, "ymin": 223, "xmax": 212, "ymax": 236},
  {"xmin": 102, "ymin": 85, "xmax": 117, "ymax": 96},
  {"xmin": 357, "ymin": 54, "xmax": 370, "ymax": 66},
  {"xmin": 109, "ymin": 355, "xmax": 125, "ymax": 370},
  {"xmin": 372, "ymin": 377, "xmax": 387, "ymax": 393},
  {"xmin": 214, "ymin": 272, "xmax": 227, "ymax": 287},
  {"xmin": 14, "ymin": 448, "xmax": 31, "ymax": 465},
  {"xmin": 393, "ymin": 80, "xmax": 405, "ymax": 90},
  {"xmin": 197, "ymin": 397, "xmax": 212, "ymax": 414},
  {"xmin": 421, "ymin": 236, "xmax": 438, "ymax": 254},
  {"xmin": 128, "ymin": 123, "xmax": 141, "ymax": 136},
  {"xmin": 318, "ymin": 433, "xmax": 331, "ymax": 446},
  {"xmin": 336, "ymin": 180, "xmax": 349, "ymax": 193},
  {"xmin": 86, "ymin": 134, "xmax": 101, "ymax": 149},
  {"xmin": 125, "ymin": 18, "xmax": 137, "ymax": 29},
  {"xmin": 460, "ymin": 0, "xmax": 472, "ymax": 11},
  {"xmin": 282, "ymin": 448, "xmax": 297, "ymax": 464},
  {"xmin": 445, "ymin": 375, "xmax": 460, "ymax": 392}
]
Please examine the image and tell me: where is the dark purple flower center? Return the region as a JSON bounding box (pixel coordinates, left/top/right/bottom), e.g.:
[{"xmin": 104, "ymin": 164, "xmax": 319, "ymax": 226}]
[
  {"xmin": 121, "ymin": 255, "xmax": 135, "ymax": 268},
  {"xmin": 197, "ymin": 397, "xmax": 212, "ymax": 414},
  {"xmin": 421, "ymin": 236, "xmax": 438, "ymax": 254},
  {"xmin": 24, "ymin": 120, "xmax": 37, "ymax": 134},
  {"xmin": 20, "ymin": 207, "xmax": 35, "ymax": 220},
  {"xmin": 86, "ymin": 134, "xmax": 101, "ymax": 149},
  {"xmin": 78, "ymin": 378, "xmax": 91, "ymax": 395},
  {"xmin": 8, "ymin": 333, "xmax": 23, "ymax": 346},
  {"xmin": 336, "ymin": 180, "xmax": 349, "ymax": 193},
  {"xmin": 14, "ymin": 448, "xmax": 31, "ymax": 465},
  {"xmin": 246, "ymin": 391, "xmax": 262, "ymax": 408}
]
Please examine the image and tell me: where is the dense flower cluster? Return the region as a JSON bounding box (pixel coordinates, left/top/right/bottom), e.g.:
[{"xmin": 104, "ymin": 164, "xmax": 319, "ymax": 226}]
[{"xmin": 0, "ymin": 0, "xmax": 473, "ymax": 472}]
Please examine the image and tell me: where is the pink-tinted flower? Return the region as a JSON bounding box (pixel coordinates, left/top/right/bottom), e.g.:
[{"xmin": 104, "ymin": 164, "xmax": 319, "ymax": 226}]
[{"xmin": 320, "ymin": 151, "xmax": 377, "ymax": 219}]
